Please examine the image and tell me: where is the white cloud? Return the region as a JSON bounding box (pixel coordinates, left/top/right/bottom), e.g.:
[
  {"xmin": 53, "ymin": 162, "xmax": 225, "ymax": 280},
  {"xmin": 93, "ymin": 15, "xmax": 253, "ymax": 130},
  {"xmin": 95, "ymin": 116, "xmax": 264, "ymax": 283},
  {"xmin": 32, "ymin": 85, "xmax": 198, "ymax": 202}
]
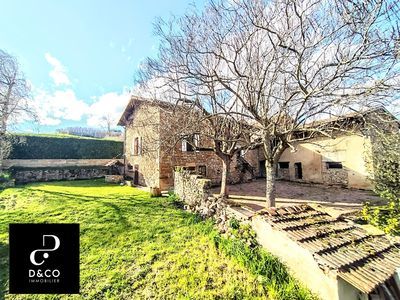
[
  {"xmin": 33, "ymin": 88, "xmax": 89, "ymax": 125},
  {"xmin": 29, "ymin": 85, "xmax": 131, "ymax": 128},
  {"xmin": 23, "ymin": 54, "xmax": 131, "ymax": 128},
  {"xmin": 39, "ymin": 117, "xmax": 61, "ymax": 126},
  {"xmin": 45, "ymin": 53, "xmax": 71, "ymax": 86},
  {"xmin": 86, "ymin": 92, "xmax": 130, "ymax": 128}
]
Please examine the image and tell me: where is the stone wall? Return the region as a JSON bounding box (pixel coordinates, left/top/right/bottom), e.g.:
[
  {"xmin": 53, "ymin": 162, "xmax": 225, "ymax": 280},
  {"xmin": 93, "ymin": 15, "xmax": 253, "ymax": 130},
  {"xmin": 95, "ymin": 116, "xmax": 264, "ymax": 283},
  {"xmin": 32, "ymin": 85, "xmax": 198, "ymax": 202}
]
[
  {"xmin": 12, "ymin": 167, "xmax": 107, "ymax": 183},
  {"xmin": 174, "ymin": 170, "xmax": 228, "ymax": 229},
  {"xmin": 3, "ymin": 159, "xmax": 120, "ymax": 168},
  {"xmin": 174, "ymin": 170, "xmax": 211, "ymax": 208},
  {"xmin": 277, "ymin": 168, "xmax": 290, "ymax": 180},
  {"xmin": 158, "ymin": 109, "xmax": 260, "ymax": 190},
  {"xmin": 161, "ymin": 145, "xmax": 259, "ymax": 189},
  {"xmin": 230, "ymin": 151, "xmax": 259, "ymax": 184},
  {"xmin": 322, "ymin": 167, "xmax": 349, "ymax": 186}
]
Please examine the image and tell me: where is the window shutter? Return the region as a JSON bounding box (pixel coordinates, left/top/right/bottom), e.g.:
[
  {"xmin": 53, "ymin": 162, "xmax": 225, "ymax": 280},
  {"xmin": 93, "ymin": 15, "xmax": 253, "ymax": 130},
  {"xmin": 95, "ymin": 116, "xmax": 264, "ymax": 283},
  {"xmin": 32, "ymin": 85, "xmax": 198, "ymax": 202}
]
[
  {"xmin": 133, "ymin": 137, "xmax": 139, "ymax": 155},
  {"xmin": 139, "ymin": 137, "xmax": 143, "ymax": 155},
  {"xmin": 182, "ymin": 139, "xmax": 187, "ymax": 152}
]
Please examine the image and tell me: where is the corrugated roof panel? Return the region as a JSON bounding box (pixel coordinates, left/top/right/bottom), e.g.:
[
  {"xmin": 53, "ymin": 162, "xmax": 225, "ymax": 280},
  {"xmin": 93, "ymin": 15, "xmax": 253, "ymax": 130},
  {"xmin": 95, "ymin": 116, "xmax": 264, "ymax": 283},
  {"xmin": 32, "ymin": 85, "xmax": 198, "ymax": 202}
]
[
  {"xmin": 261, "ymin": 204, "xmax": 400, "ymax": 295},
  {"xmin": 338, "ymin": 247, "xmax": 400, "ymax": 293}
]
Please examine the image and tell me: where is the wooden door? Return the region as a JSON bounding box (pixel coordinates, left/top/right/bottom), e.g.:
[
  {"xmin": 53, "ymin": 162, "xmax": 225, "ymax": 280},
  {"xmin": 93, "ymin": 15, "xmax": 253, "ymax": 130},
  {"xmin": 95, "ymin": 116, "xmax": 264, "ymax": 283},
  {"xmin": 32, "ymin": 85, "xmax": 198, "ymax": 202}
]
[{"xmin": 133, "ymin": 165, "xmax": 139, "ymax": 185}]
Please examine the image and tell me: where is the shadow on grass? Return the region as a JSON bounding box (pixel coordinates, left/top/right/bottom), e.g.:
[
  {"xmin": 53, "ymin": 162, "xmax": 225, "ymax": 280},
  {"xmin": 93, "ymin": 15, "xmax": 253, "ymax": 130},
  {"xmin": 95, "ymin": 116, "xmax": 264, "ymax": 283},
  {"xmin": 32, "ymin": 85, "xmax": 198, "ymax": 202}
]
[
  {"xmin": 0, "ymin": 240, "xmax": 9, "ymax": 299},
  {"xmin": 22, "ymin": 179, "xmax": 120, "ymax": 189},
  {"xmin": 14, "ymin": 188, "xmax": 198, "ymax": 231}
]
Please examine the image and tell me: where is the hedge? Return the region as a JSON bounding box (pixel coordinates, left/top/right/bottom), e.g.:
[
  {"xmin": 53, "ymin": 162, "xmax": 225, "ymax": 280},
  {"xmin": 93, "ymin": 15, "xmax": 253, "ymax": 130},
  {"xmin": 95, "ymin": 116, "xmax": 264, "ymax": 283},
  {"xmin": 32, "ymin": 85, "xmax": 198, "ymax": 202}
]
[{"xmin": 8, "ymin": 135, "xmax": 123, "ymax": 159}]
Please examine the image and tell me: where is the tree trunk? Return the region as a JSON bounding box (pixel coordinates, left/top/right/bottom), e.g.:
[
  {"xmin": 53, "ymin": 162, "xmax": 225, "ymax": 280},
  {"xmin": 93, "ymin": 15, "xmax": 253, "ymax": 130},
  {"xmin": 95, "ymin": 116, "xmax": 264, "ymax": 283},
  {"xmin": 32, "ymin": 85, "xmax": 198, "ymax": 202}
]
[
  {"xmin": 0, "ymin": 138, "xmax": 3, "ymax": 173},
  {"xmin": 265, "ymin": 160, "xmax": 276, "ymax": 207},
  {"xmin": 220, "ymin": 156, "xmax": 231, "ymax": 197}
]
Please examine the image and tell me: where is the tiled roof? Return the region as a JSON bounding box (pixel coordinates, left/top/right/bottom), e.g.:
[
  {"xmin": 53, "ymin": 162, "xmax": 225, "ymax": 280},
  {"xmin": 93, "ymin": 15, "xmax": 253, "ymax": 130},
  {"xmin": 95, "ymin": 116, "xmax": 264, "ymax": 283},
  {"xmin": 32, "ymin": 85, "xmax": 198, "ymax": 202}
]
[{"xmin": 259, "ymin": 205, "xmax": 400, "ymax": 295}]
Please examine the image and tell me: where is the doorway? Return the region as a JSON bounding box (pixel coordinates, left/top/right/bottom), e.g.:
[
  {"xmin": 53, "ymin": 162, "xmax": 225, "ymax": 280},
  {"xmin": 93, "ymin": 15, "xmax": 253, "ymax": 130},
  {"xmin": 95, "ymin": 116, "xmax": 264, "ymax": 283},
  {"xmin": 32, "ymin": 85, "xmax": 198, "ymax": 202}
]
[
  {"xmin": 259, "ymin": 160, "xmax": 266, "ymax": 178},
  {"xmin": 294, "ymin": 162, "xmax": 303, "ymax": 179},
  {"xmin": 133, "ymin": 164, "xmax": 139, "ymax": 185}
]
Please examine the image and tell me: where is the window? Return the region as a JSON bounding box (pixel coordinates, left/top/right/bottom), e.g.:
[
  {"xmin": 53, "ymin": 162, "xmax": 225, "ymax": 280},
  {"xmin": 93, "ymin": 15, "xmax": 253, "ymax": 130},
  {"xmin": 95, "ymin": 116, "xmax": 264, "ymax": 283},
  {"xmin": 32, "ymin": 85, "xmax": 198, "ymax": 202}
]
[
  {"xmin": 326, "ymin": 162, "xmax": 343, "ymax": 169},
  {"xmin": 133, "ymin": 137, "xmax": 139, "ymax": 155},
  {"xmin": 181, "ymin": 134, "xmax": 199, "ymax": 152},
  {"xmin": 278, "ymin": 162, "xmax": 289, "ymax": 169},
  {"xmin": 132, "ymin": 137, "xmax": 142, "ymax": 156},
  {"xmin": 138, "ymin": 137, "xmax": 142, "ymax": 155},
  {"xmin": 198, "ymin": 165, "xmax": 207, "ymax": 177},
  {"xmin": 182, "ymin": 166, "xmax": 196, "ymax": 174}
]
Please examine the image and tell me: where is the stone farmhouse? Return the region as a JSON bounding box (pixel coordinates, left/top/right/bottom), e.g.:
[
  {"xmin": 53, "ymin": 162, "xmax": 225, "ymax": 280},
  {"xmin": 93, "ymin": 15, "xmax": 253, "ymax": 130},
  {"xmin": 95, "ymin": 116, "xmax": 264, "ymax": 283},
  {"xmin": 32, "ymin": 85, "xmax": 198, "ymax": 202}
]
[
  {"xmin": 118, "ymin": 96, "xmax": 258, "ymax": 190},
  {"xmin": 118, "ymin": 95, "xmax": 396, "ymax": 191}
]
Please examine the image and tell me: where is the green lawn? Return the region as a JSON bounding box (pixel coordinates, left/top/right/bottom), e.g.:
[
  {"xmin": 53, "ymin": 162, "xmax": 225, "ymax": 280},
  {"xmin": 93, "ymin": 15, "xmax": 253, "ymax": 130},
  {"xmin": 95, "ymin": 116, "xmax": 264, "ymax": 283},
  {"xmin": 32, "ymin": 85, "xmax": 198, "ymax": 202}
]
[{"xmin": 0, "ymin": 180, "xmax": 312, "ymax": 299}]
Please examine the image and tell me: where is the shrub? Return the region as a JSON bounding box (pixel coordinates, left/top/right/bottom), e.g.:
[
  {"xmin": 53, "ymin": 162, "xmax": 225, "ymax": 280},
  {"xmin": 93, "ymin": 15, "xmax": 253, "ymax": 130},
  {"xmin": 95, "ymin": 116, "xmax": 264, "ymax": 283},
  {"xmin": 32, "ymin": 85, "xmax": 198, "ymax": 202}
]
[
  {"xmin": 0, "ymin": 171, "xmax": 11, "ymax": 182},
  {"xmin": 363, "ymin": 131, "xmax": 400, "ymax": 235},
  {"xmin": 361, "ymin": 191, "xmax": 400, "ymax": 235},
  {"xmin": 8, "ymin": 135, "xmax": 123, "ymax": 159}
]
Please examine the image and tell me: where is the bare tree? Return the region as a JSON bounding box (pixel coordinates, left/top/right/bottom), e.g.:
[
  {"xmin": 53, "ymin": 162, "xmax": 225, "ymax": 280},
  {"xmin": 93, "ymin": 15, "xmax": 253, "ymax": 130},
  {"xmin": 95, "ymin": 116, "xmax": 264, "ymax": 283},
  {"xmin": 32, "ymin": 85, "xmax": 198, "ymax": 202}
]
[
  {"xmin": 138, "ymin": 53, "xmax": 253, "ymax": 196},
  {"xmin": 141, "ymin": 0, "xmax": 400, "ymax": 206},
  {"xmin": 0, "ymin": 49, "xmax": 34, "ymax": 169},
  {"xmin": 101, "ymin": 114, "xmax": 114, "ymax": 136}
]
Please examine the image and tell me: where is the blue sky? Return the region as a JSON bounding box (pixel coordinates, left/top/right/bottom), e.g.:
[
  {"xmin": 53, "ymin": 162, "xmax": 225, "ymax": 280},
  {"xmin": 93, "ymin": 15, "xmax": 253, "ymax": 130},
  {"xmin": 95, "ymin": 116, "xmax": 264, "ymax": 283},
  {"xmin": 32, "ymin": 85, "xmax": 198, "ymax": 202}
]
[{"xmin": 0, "ymin": 0, "xmax": 205, "ymax": 133}]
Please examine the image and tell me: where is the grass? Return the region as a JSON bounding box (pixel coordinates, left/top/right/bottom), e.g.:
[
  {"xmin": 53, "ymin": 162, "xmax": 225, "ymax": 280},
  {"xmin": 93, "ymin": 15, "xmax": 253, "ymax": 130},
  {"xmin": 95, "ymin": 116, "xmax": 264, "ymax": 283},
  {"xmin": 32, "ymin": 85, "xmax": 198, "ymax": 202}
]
[{"xmin": 0, "ymin": 180, "xmax": 315, "ymax": 299}]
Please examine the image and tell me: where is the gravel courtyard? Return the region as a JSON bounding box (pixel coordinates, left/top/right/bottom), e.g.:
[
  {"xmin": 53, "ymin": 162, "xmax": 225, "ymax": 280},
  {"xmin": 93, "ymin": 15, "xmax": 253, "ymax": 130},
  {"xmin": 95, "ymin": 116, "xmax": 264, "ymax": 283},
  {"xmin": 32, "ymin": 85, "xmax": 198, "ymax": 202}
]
[{"xmin": 212, "ymin": 179, "xmax": 384, "ymax": 211}]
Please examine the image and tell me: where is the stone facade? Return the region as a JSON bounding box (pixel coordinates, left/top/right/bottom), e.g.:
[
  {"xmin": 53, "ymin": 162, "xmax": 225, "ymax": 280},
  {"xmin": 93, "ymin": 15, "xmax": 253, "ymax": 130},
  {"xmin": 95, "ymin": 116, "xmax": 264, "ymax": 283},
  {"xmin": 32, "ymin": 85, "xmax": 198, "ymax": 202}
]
[
  {"xmin": 120, "ymin": 97, "xmax": 259, "ymax": 190},
  {"xmin": 12, "ymin": 167, "xmax": 107, "ymax": 183},
  {"xmin": 119, "ymin": 96, "xmax": 374, "ymax": 191},
  {"xmin": 124, "ymin": 103, "xmax": 161, "ymax": 188}
]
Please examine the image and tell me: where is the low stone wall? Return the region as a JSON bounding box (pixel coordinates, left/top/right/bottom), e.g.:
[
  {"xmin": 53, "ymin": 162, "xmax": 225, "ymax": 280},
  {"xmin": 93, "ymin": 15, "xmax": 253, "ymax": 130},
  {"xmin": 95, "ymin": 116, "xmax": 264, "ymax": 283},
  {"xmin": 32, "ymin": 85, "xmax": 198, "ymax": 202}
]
[
  {"xmin": 3, "ymin": 159, "xmax": 120, "ymax": 168},
  {"xmin": 174, "ymin": 170, "xmax": 228, "ymax": 230},
  {"xmin": 3, "ymin": 159, "xmax": 122, "ymax": 184},
  {"xmin": 174, "ymin": 170, "xmax": 211, "ymax": 208},
  {"xmin": 12, "ymin": 167, "xmax": 107, "ymax": 183}
]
